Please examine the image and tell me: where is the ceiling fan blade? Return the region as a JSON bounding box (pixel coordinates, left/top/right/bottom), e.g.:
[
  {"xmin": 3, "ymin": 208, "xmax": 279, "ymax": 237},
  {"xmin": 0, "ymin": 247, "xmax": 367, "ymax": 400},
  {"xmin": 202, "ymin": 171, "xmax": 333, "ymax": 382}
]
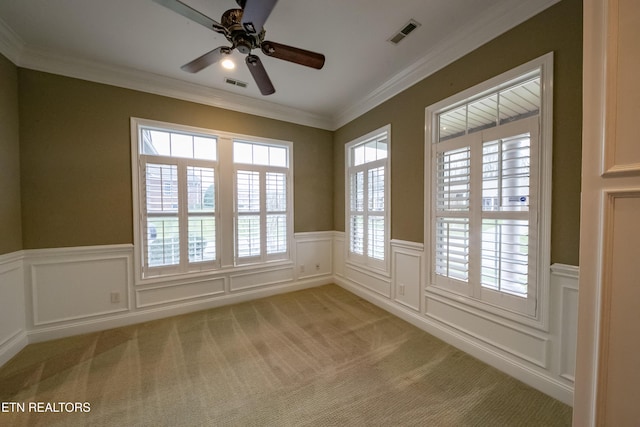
[
  {"xmin": 261, "ymin": 41, "xmax": 325, "ymax": 70},
  {"xmin": 181, "ymin": 47, "xmax": 232, "ymax": 73},
  {"xmin": 153, "ymin": 0, "xmax": 227, "ymax": 35},
  {"xmin": 246, "ymin": 55, "xmax": 275, "ymax": 95},
  {"xmin": 241, "ymin": 0, "xmax": 278, "ymax": 34}
]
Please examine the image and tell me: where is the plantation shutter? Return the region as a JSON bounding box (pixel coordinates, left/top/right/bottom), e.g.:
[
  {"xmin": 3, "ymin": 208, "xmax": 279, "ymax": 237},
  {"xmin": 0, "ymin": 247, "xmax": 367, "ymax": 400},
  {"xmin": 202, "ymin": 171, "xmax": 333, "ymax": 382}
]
[
  {"xmin": 236, "ymin": 170, "xmax": 261, "ymax": 258},
  {"xmin": 434, "ymin": 144, "xmax": 471, "ymax": 287},
  {"xmin": 266, "ymin": 172, "xmax": 287, "ymax": 254}
]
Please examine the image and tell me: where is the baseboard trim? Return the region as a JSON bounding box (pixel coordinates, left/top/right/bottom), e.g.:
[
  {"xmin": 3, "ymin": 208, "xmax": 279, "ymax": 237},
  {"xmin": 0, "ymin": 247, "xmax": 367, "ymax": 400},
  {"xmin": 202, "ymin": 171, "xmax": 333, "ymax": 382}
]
[
  {"xmin": 27, "ymin": 276, "xmax": 332, "ymax": 344},
  {"xmin": 0, "ymin": 330, "xmax": 28, "ymax": 367},
  {"xmin": 335, "ymin": 276, "xmax": 574, "ymax": 406}
]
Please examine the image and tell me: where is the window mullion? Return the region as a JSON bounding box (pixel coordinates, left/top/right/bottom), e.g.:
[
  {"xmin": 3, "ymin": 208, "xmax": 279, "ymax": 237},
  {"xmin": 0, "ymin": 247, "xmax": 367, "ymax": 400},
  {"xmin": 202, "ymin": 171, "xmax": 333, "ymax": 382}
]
[
  {"xmin": 362, "ymin": 166, "xmax": 369, "ymax": 261},
  {"xmin": 177, "ymin": 161, "xmax": 189, "ymax": 270},
  {"xmin": 469, "ymin": 134, "xmax": 483, "ymax": 299},
  {"xmin": 260, "ymin": 169, "xmax": 267, "ymax": 262}
]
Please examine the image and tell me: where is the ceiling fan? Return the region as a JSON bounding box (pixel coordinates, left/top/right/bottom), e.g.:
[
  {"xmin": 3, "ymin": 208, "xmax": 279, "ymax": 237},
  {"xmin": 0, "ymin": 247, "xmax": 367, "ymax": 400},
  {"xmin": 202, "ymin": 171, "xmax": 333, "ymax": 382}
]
[{"xmin": 153, "ymin": 0, "xmax": 326, "ymax": 95}]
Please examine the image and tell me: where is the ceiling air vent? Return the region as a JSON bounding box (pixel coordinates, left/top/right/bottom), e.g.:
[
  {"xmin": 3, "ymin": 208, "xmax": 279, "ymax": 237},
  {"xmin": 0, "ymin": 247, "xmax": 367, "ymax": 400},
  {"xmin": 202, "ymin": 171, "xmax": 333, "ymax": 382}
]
[
  {"xmin": 224, "ymin": 77, "xmax": 248, "ymax": 88},
  {"xmin": 388, "ymin": 19, "xmax": 421, "ymax": 45}
]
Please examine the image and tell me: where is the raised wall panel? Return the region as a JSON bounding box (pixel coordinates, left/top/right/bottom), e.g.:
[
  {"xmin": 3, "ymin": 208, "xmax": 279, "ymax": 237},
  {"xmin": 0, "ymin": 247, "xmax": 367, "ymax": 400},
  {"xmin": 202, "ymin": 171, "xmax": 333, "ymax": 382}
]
[
  {"xmin": 344, "ymin": 264, "xmax": 391, "ymax": 297},
  {"xmin": 577, "ymin": 0, "xmax": 640, "ymax": 423},
  {"xmin": 392, "ymin": 241, "xmax": 422, "ymax": 311},
  {"xmin": 31, "ymin": 256, "xmax": 130, "ymax": 325},
  {"xmin": 604, "ymin": 0, "xmax": 640, "ymax": 174},
  {"xmin": 560, "ymin": 285, "xmax": 579, "ymax": 382},
  {"xmin": 295, "ymin": 233, "xmax": 332, "ymax": 279},
  {"xmin": 333, "ymin": 233, "xmax": 345, "ymax": 278},
  {"xmin": 229, "ymin": 266, "xmax": 294, "ymax": 291},
  {"xmin": 425, "ymin": 294, "xmax": 549, "ymax": 368},
  {"xmin": 137, "ymin": 277, "xmax": 225, "ymax": 308},
  {"xmin": 549, "ymin": 264, "xmax": 579, "ymax": 384},
  {"xmin": 598, "ymin": 193, "xmax": 640, "ymax": 424},
  {"xmin": 0, "ymin": 256, "xmax": 26, "ymax": 365}
]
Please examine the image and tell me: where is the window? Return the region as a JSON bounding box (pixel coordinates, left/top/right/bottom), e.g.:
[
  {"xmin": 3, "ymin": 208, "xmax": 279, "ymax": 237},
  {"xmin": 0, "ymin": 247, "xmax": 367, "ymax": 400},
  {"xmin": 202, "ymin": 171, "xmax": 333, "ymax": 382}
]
[
  {"xmin": 132, "ymin": 118, "xmax": 292, "ymax": 280},
  {"xmin": 426, "ymin": 54, "xmax": 553, "ymax": 320},
  {"xmin": 345, "ymin": 125, "xmax": 390, "ymax": 272},
  {"xmin": 139, "ymin": 127, "xmax": 219, "ymax": 276},
  {"xmin": 234, "ymin": 141, "xmax": 290, "ymax": 263}
]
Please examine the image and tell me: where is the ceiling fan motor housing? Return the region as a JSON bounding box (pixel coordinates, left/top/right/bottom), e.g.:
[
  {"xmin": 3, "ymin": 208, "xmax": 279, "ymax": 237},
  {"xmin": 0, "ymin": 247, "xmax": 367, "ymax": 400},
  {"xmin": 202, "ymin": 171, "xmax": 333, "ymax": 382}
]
[{"xmin": 221, "ymin": 8, "xmax": 264, "ymax": 53}]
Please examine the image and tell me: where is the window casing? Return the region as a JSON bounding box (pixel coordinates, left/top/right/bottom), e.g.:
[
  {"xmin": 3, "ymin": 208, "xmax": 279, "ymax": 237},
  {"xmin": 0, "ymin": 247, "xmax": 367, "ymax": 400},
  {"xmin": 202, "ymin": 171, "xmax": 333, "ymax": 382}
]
[
  {"xmin": 132, "ymin": 118, "xmax": 293, "ymax": 280},
  {"xmin": 345, "ymin": 125, "xmax": 390, "ymax": 273},
  {"xmin": 426, "ymin": 54, "xmax": 553, "ymax": 323},
  {"xmin": 233, "ymin": 140, "xmax": 291, "ymax": 264}
]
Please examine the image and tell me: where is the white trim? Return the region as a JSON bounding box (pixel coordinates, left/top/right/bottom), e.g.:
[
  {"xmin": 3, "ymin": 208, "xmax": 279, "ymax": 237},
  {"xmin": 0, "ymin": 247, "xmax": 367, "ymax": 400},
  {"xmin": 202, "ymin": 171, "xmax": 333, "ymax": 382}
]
[
  {"xmin": 559, "ymin": 282, "xmax": 579, "ymax": 383},
  {"xmin": 15, "ymin": 44, "xmax": 332, "ymax": 130},
  {"xmin": 425, "ymin": 292, "xmax": 550, "ymax": 369},
  {"xmin": 294, "ymin": 231, "xmax": 335, "ymax": 242},
  {"xmin": 345, "ymin": 124, "xmax": 391, "ymax": 274},
  {"xmin": 391, "ymin": 241, "xmax": 423, "ymax": 312},
  {"xmin": 135, "ymin": 276, "xmax": 226, "ymax": 309},
  {"xmin": 0, "ymin": 250, "xmax": 25, "ymax": 268},
  {"xmin": 0, "ymin": 17, "xmax": 24, "ymax": 65},
  {"xmin": 550, "ymin": 263, "xmax": 580, "ymax": 279},
  {"xmin": 27, "ymin": 276, "xmax": 330, "ymax": 344},
  {"xmin": 1, "ymin": 239, "xmax": 580, "ymax": 410},
  {"xmin": 335, "ymin": 273, "xmax": 574, "ymax": 405},
  {"xmin": 0, "ymin": 3, "xmax": 560, "ymax": 131},
  {"xmin": 424, "ymin": 52, "xmax": 554, "ymax": 327},
  {"xmin": 131, "ymin": 118, "xmax": 295, "ymax": 282},
  {"xmin": 389, "ymin": 239, "xmax": 424, "ymax": 252},
  {"xmin": 0, "ymin": 330, "xmax": 28, "ymax": 368},
  {"xmin": 0, "ymin": 252, "xmax": 26, "ymax": 367},
  {"xmin": 0, "ymin": 234, "xmax": 333, "ymax": 353},
  {"xmin": 332, "ymin": 1, "xmax": 561, "ymax": 129}
]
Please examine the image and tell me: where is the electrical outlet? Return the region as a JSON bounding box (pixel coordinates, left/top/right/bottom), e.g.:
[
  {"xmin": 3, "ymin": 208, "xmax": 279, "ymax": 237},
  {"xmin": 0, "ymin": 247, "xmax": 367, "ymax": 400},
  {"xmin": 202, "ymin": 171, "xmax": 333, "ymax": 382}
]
[
  {"xmin": 399, "ymin": 283, "xmax": 405, "ymax": 296},
  {"xmin": 315, "ymin": 263, "xmax": 320, "ymax": 271},
  {"xmin": 110, "ymin": 292, "xmax": 121, "ymax": 304}
]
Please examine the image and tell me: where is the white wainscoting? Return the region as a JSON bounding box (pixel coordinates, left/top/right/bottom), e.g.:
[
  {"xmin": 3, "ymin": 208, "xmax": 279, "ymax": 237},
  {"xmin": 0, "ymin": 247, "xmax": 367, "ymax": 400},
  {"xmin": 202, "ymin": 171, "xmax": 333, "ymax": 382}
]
[
  {"xmin": 27, "ymin": 246, "xmax": 132, "ymax": 326},
  {"xmin": 550, "ymin": 264, "xmax": 579, "ymax": 383},
  {"xmin": 391, "ymin": 240, "xmax": 423, "ymax": 312},
  {"xmin": 296, "ymin": 232, "xmax": 333, "ymax": 280},
  {"xmin": 333, "ymin": 233, "xmax": 579, "ymax": 406},
  {"xmin": 230, "ymin": 265, "xmax": 295, "ymax": 292},
  {"xmin": 0, "ymin": 232, "xmax": 334, "ymax": 351},
  {"xmin": 1, "ymin": 232, "xmax": 578, "ymax": 407},
  {"xmin": 0, "ymin": 251, "xmax": 27, "ymax": 367}
]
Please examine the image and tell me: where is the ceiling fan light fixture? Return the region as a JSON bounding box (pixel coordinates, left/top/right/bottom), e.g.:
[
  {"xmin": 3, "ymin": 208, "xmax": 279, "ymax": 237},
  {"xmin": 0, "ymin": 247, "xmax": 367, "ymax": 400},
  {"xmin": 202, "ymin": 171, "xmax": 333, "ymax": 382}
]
[{"xmin": 222, "ymin": 58, "xmax": 236, "ymax": 69}]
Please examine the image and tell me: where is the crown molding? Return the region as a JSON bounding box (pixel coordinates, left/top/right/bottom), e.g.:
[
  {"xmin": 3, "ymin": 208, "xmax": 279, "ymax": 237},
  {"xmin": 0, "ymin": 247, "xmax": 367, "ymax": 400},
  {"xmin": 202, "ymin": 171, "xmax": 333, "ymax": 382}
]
[
  {"xmin": 0, "ymin": 17, "xmax": 24, "ymax": 65},
  {"xmin": 17, "ymin": 46, "xmax": 334, "ymax": 130},
  {"xmin": 1, "ymin": 1, "xmax": 560, "ymax": 132},
  {"xmin": 331, "ymin": 0, "xmax": 561, "ymax": 129}
]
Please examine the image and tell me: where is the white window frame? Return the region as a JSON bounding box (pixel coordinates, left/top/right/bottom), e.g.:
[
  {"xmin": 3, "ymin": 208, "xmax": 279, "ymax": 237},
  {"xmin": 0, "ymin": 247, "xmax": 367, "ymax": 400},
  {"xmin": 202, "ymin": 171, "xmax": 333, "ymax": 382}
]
[
  {"xmin": 345, "ymin": 125, "xmax": 391, "ymax": 274},
  {"xmin": 424, "ymin": 53, "xmax": 553, "ymax": 329},
  {"xmin": 233, "ymin": 140, "xmax": 293, "ymax": 265},
  {"xmin": 131, "ymin": 118, "xmax": 293, "ymax": 282}
]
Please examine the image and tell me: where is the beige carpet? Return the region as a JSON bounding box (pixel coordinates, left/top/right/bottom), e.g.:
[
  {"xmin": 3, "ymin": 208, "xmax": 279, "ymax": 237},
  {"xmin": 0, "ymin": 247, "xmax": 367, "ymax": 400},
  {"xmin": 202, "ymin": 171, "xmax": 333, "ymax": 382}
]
[{"xmin": 0, "ymin": 284, "xmax": 572, "ymax": 426}]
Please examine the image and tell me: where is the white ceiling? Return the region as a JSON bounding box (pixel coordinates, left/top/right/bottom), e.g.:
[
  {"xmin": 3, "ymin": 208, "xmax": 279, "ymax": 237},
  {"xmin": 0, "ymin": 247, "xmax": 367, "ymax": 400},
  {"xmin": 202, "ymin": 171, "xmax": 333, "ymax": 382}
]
[{"xmin": 0, "ymin": 0, "xmax": 559, "ymax": 130}]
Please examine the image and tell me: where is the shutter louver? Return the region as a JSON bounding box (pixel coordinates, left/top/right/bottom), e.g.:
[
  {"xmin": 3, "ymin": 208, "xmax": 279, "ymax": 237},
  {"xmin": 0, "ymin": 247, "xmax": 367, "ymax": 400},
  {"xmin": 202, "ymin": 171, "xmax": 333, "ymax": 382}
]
[
  {"xmin": 481, "ymin": 219, "xmax": 529, "ymax": 297},
  {"xmin": 435, "ymin": 217, "xmax": 469, "ymax": 282},
  {"xmin": 436, "ymin": 147, "xmax": 471, "ymax": 211},
  {"xmin": 237, "ymin": 170, "xmax": 261, "ymax": 258},
  {"xmin": 266, "ymin": 172, "xmax": 287, "ymax": 254}
]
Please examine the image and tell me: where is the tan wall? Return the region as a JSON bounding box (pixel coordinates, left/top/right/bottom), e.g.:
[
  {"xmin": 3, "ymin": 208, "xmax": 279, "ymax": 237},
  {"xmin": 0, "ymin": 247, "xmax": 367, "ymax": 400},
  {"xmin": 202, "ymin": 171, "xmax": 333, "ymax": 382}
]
[
  {"xmin": 18, "ymin": 70, "xmax": 334, "ymax": 249},
  {"xmin": 0, "ymin": 54, "xmax": 22, "ymax": 255},
  {"xmin": 333, "ymin": 0, "xmax": 582, "ymax": 265}
]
